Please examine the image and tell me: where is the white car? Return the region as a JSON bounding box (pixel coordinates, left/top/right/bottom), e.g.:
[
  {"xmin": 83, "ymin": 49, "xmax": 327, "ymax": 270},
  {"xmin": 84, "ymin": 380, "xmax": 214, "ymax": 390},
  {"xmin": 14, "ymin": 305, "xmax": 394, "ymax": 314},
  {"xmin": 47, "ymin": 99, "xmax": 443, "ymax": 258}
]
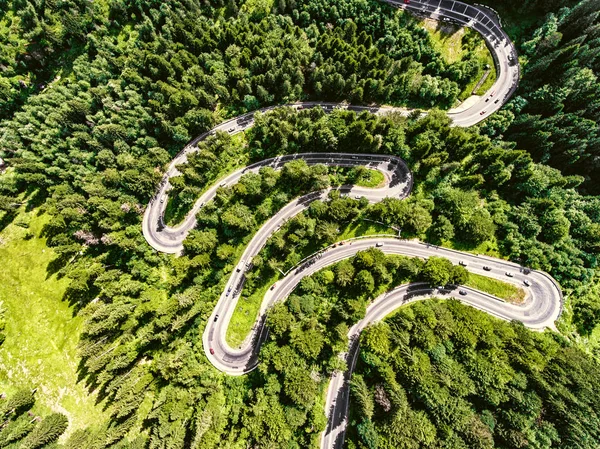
[{"xmin": 376, "ymin": 242, "xmax": 384, "ymax": 247}]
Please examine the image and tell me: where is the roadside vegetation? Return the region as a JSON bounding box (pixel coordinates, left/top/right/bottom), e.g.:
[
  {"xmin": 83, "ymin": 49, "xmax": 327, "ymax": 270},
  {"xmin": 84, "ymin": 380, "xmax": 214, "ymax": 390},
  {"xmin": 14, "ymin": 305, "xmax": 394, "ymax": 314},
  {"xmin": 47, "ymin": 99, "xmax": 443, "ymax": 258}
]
[
  {"xmin": 421, "ymin": 19, "xmax": 497, "ymax": 99},
  {"xmin": 466, "ymin": 272, "xmax": 526, "ymax": 304},
  {"xmin": 347, "ymin": 300, "xmax": 600, "ymax": 449}
]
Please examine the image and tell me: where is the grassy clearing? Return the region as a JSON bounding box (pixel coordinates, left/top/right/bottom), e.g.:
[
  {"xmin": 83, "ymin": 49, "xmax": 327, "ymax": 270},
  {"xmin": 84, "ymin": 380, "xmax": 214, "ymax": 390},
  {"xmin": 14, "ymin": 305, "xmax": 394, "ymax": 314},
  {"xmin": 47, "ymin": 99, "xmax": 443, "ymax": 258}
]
[
  {"xmin": 444, "ymin": 237, "xmax": 501, "ymax": 258},
  {"xmin": 353, "ymin": 169, "xmax": 385, "ymax": 188},
  {"xmin": 466, "ymin": 272, "xmax": 526, "ymax": 304},
  {"xmin": 0, "ymin": 211, "xmax": 108, "ymax": 437},
  {"xmin": 421, "ymin": 19, "xmax": 497, "ymax": 100}
]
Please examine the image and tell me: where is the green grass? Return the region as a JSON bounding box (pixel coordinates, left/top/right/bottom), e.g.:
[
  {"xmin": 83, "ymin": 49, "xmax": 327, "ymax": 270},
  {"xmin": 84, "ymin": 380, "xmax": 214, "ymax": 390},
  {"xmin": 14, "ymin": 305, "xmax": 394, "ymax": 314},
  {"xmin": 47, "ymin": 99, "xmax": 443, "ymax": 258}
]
[
  {"xmin": 227, "ymin": 273, "xmax": 279, "ymax": 348},
  {"xmin": 352, "ymin": 169, "xmax": 385, "ymax": 188},
  {"xmin": 466, "ymin": 272, "xmax": 526, "ymax": 304},
  {"xmin": 421, "ymin": 19, "xmax": 497, "ymax": 100},
  {"xmin": 0, "ymin": 210, "xmax": 108, "ymax": 438},
  {"xmin": 444, "ymin": 237, "xmax": 501, "ymax": 258},
  {"xmin": 338, "ymin": 220, "xmax": 396, "ymax": 240}
]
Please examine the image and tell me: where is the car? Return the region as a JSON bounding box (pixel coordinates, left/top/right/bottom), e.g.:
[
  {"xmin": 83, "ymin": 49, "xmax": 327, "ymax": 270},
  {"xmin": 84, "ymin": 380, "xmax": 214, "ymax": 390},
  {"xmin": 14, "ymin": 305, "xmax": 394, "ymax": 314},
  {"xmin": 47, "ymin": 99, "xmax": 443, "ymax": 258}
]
[
  {"xmin": 376, "ymin": 242, "xmax": 384, "ymax": 247},
  {"xmin": 494, "ymin": 99, "xmax": 500, "ymax": 104},
  {"xmin": 209, "ymin": 348, "xmax": 215, "ymax": 355},
  {"xmin": 200, "ymin": 202, "xmax": 205, "ymax": 207},
  {"xmin": 490, "ymin": 90, "xmax": 496, "ymax": 97},
  {"xmin": 228, "ymin": 127, "xmax": 235, "ymax": 133},
  {"xmin": 219, "ymin": 182, "xmax": 226, "ymax": 187},
  {"xmin": 485, "ymin": 98, "xmax": 490, "ymax": 102},
  {"xmin": 505, "ymin": 272, "xmax": 514, "ymax": 277},
  {"xmin": 214, "ymin": 314, "xmax": 219, "ymax": 322},
  {"xmin": 480, "ymin": 110, "xmax": 487, "ymax": 116},
  {"xmin": 483, "ymin": 266, "xmax": 492, "ymax": 271},
  {"xmin": 523, "ymin": 280, "xmax": 531, "ymax": 286},
  {"xmin": 404, "ymin": 0, "xmax": 409, "ymax": 3},
  {"xmin": 459, "ymin": 290, "xmax": 468, "ymax": 296},
  {"xmin": 236, "ymin": 261, "xmax": 245, "ymax": 272},
  {"xmin": 270, "ymin": 283, "xmax": 277, "ymax": 290},
  {"xmin": 226, "ymin": 286, "xmax": 232, "ymax": 296},
  {"xmin": 459, "ymin": 261, "xmax": 467, "ymax": 267},
  {"xmin": 160, "ymin": 196, "xmax": 165, "ymax": 203}
]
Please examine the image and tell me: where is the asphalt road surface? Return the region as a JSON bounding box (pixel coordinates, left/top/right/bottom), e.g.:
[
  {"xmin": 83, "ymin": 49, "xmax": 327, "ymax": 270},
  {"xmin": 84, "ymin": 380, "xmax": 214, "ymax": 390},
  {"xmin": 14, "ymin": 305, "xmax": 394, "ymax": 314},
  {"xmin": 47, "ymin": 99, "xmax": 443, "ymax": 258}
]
[{"xmin": 140, "ymin": 3, "xmax": 554, "ymax": 449}]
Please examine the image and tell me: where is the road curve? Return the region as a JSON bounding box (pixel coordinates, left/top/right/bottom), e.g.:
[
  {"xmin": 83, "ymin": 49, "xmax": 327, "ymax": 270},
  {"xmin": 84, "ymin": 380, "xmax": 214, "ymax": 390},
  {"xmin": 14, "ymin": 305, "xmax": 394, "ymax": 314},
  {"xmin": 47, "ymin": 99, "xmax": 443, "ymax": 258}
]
[
  {"xmin": 201, "ymin": 156, "xmax": 413, "ymax": 375},
  {"xmin": 140, "ymin": 2, "xmax": 535, "ymax": 449},
  {"xmin": 143, "ymin": 0, "xmax": 520, "ymax": 253},
  {"xmin": 317, "ymin": 239, "xmax": 562, "ymax": 449}
]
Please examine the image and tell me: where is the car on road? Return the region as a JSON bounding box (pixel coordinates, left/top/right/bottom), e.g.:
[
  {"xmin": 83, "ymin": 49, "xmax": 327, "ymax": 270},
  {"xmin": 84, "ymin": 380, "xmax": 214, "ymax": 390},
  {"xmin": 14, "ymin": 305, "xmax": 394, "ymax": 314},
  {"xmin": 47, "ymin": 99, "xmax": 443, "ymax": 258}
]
[
  {"xmin": 459, "ymin": 290, "xmax": 468, "ymax": 296},
  {"xmin": 209, "ymin": 348, "xmax": 215, "ymax": 355},
  {"xmin": 494, "ymin": 99, "xmax": 500, "ymax": 104},
  {"xmin": 228, "ymin": 127, "xmax": 235, "ymax": 133},
  {"xmin": 160, "ymin": 196, "xmax": 165, "ymax": 203},
  {"xmin": 505, "ymin": 272, "xmax": 514, "ymax": 277},
  {"xmin": 376, "ymin": 242, "xmax": 384, "ymax": 247},
  {"xmin": 480, "ymin": 110, "xmax": 486, "ymax": 116},
  {"xmin": 226, "ymin": 286, "xmax": 232, "ymax": 296},
  {"xmin": 404, "ymin": 0, "xmax": 410, "ymax": 3},
  {"xmin": 214, "ymin": 314, "xmax": 219, "ymax": 322},
  {"xmin": 459, "ymin": 261, "xmax": 467, "ymax": 266},
  {"xmin": 483, "ymin": 266, "xmax": 492, "ymax": 271},
  {"xmin": 270, "ymin": 283, "xmax": 277, "ymax": 290},
  {"xmin": 236, "ymin": 260, "xmax": 245, "ymax": 272},
  {"xmin": 524, "ymin": 280, "xmax": 531, "ymax": 287}
]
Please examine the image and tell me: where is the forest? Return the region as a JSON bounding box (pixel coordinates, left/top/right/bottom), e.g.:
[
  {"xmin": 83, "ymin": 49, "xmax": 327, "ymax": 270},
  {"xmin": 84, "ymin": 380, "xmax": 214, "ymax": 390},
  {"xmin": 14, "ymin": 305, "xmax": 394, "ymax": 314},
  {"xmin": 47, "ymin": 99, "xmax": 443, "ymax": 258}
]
[
  {"xmin": 346, "ymin": 300, "xmax": 600, "ymax": 449},
  {"xmin": 0, "ymin": 0, "xmax": 598, "ymax": 447}
]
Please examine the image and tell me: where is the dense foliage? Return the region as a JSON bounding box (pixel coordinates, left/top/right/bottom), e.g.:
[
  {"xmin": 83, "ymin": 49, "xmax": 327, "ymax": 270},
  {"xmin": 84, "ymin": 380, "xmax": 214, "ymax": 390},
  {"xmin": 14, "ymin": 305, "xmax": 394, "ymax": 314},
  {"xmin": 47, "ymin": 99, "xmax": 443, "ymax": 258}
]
[
  {"xmin": 480, "ymin": 0, "xmax": 600, "ymax": 194},
  {"xmin": 347, "ymin": 300, "xmax": 600, "ymax": 449},
  {"xmin": 0, "ymin": 0, "xmax": 599, "ymax": 447}
]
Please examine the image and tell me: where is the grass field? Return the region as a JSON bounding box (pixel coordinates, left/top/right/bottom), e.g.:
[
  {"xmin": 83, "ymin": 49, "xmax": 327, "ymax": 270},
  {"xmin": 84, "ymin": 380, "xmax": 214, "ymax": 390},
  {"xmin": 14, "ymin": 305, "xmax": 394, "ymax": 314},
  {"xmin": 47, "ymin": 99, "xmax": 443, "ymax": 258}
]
[
  {"xmin": 466, "ymin": 272, "xmax": 526, "ymax": 304},
  {"xmin": 0, "ymin": 210, "xmax": 108, "ymax": 437}
]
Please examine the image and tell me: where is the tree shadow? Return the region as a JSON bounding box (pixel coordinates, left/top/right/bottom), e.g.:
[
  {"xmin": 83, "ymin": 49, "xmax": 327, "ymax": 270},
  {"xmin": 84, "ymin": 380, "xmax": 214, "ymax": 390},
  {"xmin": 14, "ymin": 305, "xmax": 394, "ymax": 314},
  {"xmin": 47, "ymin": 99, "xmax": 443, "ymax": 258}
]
[{"xmin": 0, "ymin": 210, "xmax": 17, "ymax": 233}]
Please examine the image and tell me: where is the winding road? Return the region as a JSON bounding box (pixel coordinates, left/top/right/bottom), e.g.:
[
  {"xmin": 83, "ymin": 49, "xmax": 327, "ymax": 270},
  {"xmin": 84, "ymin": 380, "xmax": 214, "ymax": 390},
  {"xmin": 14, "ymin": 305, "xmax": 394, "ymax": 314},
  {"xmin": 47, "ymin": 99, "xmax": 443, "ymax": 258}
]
[{"xmin": 140, "ymin": 2, "xmax": 558, "ymax": 449}]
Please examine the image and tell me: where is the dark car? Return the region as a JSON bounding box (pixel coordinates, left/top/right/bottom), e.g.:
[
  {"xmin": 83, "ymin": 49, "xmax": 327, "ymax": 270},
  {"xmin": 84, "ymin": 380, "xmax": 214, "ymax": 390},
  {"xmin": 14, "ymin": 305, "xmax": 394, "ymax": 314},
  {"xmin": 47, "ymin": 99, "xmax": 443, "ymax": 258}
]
[
  {"xmin": 459, "ymin": 290, "xmax": 468, "ymax": 296},
  {"xmin": 459, "ymin": 261, "xmax": 467, "ymax": 267},
  {"xmin": 483, "ymin": 266, "xmax": 492, "ymax": 271},
  {"xmin": 209, "ymin": 348, "xmax": 215, "ymax": 355},
  {"xmin": 214, "ymin": 314, "xmax": 219, "ymax": 322},
  {"xmin": 505, "ymin": 272, "xmax": 514, "ymax": 277},
  {"xmin": 523, "ymin": 280, "xmax": 531, "ymax": 287}
]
